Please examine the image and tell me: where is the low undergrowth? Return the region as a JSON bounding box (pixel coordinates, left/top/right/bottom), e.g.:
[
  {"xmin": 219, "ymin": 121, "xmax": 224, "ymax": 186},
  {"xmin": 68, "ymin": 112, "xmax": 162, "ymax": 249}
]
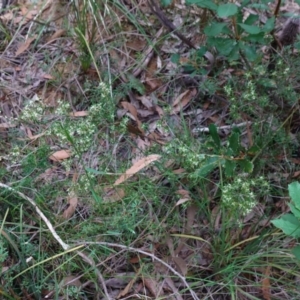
[{"xmin": 1, "ymin": 0, "xmax": 300, "ymax": 299}]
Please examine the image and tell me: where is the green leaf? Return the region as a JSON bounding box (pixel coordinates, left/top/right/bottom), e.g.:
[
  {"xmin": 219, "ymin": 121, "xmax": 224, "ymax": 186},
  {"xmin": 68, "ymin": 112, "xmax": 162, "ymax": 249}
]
[
  {"xmin": 209, "ymin": 124, "xmax": 221, "ymax": 149},
  {"xmin": 196, "ymin": 47, "xmax": 208, "ymax": 57},
  {"xmin": 227, "ymin": 43, "xmax": 240, "ymax": 61},
  {"xmin": 224, "ymin": 159, "xmax": 236, "ymax": 177},
  {"xmin": 217, "ymin": 3, "xmax": 238, "ymax": 18},
  {"xmin": 194, "ymin": 156, "xmax": 221, "ymax": 178},
  {"xmin": 289, "ymin": 203, "xmax": 300, "ymax": 219},
  {"xmin": 207, "ymin": 37, "xmax": 237, "ymax": 56},
  {"xmin": 171, "ymin": 53, "xmax": 180, "ymax": 64},
  {"xmin": 240, "ymin": 43, "xmax": 258, "ymax": 61},
  {"xmin": 292, "ymin": 245, "xmax": 300, "ymax": 260},
  {"xmin": 204, "ymin": 22, "xmax": 227, "ymax": 36},
  {"xmin": 238, "ymin": 159, "xmax": 253, "ymax": 173},
  {"xmin": 262, "ymin": 17, "xmax": 275, "ymax": 32},
  {"xmin": 244, "ymin": 14, "xmax": 259, "ymax": 25},
  {"xmin": 238, "ymin": 23, "xmax": 261, "ymax": 34},
  {"xmin": 186, "ymin": 0, "xmax": 217, "ymax": 10},
  {"xmin": 228, "ymin": 131, "xmax": 240, "ymax": 155},
  {"xmin": 295, "ymin": 41, "xmax": 300, "ymax": 50},
  {"xmin": 243, "ymin": 32, "xmax": 266, "ymax": 43},
  {"xmin": 271, "ymin": 214, "xmax": 300, "ymax": 238},
  {"xmin": 289, "ymin": 182, "xmax": 300, "ymax": 209},
  {"xmin": 160, "ymin": 0, "xmax": 172, "ymax": 6}
]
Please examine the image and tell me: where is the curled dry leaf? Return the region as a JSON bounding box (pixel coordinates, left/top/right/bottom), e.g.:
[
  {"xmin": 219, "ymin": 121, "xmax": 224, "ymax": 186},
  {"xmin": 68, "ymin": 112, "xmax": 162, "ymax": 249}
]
[
  {"xmin": 114, "ymin": 154, "xmax": 161, "ymax": 186},
  {"xmin": 62, "ymin": 192, "xmax": 78, "ymax": 220},
  {"xmin": 49, "ymin": 149, "xmax": 71, "ymax": 161}
]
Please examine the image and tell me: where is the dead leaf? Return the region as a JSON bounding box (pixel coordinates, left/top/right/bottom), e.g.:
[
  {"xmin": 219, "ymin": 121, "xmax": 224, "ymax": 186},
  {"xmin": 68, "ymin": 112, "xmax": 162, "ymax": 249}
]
[
  {"xmin": 121, "ymin": 101, "xmax": 144, "ymax": 133},
  {"xmin": 43, "ymin": 74, "xmax": 54, "ymax": 80},
  {"xmin": 16, "ymin": 35, "xmax": 37, "ymax": 56},
  {"xmin": 262, "ymin": 266, "xmax": 271, "ymax": 300},
  {"xmin": 49, "ymin": 149, "xmax": 71, "ymax": 161},
  {"xmin": 62, "ymin": 192, "xmax": 78, "ymax": 219},
  {"xmin": 117, "ymin": 268, "xmax": 141, "ymax": 299},
  {"xmin": 142, "ymin": 277, "xmax": 162, "ymax": 298},
  {"xmin": 69, "ymin": 111, "xmax": 89, "ymax": 117},
  {"xmin": 114, "ymin": 154, "xmax": 161, "ymax": 185},
  {"xmin": 173, "ymin": 257, "xmax": 187, "ymax": 276},
  {"xmin": 164, "ymin": 277, "xmax": 183, "ymax": 300},
  {"xmin": 47, "ymin": 29, "xmax": 66, "ymax": 42},
  {"xmin": 171, "ymin": 89, "xmax": 196, "ymax": 115},
  {"xmin": 0, "ymin": 123, "xmax": 16, "ymax": 128},
  {"xmin": 103, "ymin": 187, "xmax": 126, "ymax": 203}
]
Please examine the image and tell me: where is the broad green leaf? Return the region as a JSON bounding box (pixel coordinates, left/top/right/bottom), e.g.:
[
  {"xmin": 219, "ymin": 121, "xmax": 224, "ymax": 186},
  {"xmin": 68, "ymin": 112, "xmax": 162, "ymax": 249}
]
[
  {"xmin": 292, "ymin": 245, "xmax": 300, "ymax": 260},
  {"xmin": 289, "ymin": 203, "xmax": 300, "ymax": 219},
  {"xmin": 217, "ymin": 3, "xmax": 238, "ymax": 18},
  {"xmin": 238, "ymin": 23, "xmax": 261, "ymax": 34},
  {"xmin": 240, "ymin": 43, "xmax": 258, "ymax": 61},
  {"xmin": 228, "ymin": 131, "xmax": 240, "ymax": 155},
  {"xmin": 204, "ymin": 22, "xmax": 227, "ymax": 36},
  {"xmin": 186, "ymin": 0, "xmax": 217, "ymax": 10},
  {"xmin": 249, "ymin": 4, "xmax": 269, "ymax": 10},
  {"xmin": 196, "ymin": 47, "xmax": 208, "ymax": 57},
  {"xmin": 262, "ymin": 17, "xmax": 275, "ymax": 32},
  {"xmin": 227, "ymin": 43, "xmax": 240, "ymax": 61},
  {"xmin": 295, "ymin": 41, "xmax": 300, "ymax": 50},
  {"xmin": 241, "ymin": 0, "xmax": 251, "ymax": 7},
  {"xmin": 171, "ymin": 53, "xmax": 180, "ymax": 64},
  {"xmin": 238, "ymin": 159, "xmax": 253, "ymax": 173},
  {"xmin": 161, "ymin": 0, "xmax": 172, "ymax": 6},
  {"xmin": 289, "ymin": 182, "xmax": 300, "ymax": 209},
  {"xmin": 244, "ymin": 32, "xmax": 266, "ymax": 44},
  {"xmin": 224, "ymin": 159, "xmax": 236, "ymax": 177},
  {"xmin": 194, "ymin": 156, "xmax": 221, "ymax": 178},
  {"xmin": 271, "ymin": 214, "xmax": 300, "ymax": 238},
  {"xmin": 207, "ymin": 37, "xmax": 236, "ymax": 56},
  {"xmin": 244, "ymin": 14, "xmax": 259, "ymax": 25},
  {"xmin": 209, "ymin": 124, "xmax": 221, "ymax": 149}
]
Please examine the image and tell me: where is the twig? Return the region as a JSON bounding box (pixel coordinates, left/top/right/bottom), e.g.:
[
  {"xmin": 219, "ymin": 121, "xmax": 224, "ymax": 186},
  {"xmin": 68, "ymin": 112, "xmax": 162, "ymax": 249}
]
[
  {"xmin": 0, "ymin": 182, "xmax": 70, "ymax": 250},
  {"xmin": 192, "ymin": 121, "xmax": 252, "ymax": 133},
  {"xmin": 80, "ymin": 241, "xmax": 200, "ymax": 300}
]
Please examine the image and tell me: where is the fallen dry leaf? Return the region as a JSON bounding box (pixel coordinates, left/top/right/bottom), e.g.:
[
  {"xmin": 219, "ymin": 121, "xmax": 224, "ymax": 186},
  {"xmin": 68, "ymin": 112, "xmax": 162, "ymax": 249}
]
[
  {"xmin": 49, "ymin": 149, "xmax": 71, "ymax": 161},
  {"xmin": 103, "ymin": 187, "xmax": 126, "ymax": 203},
  {"xmin": 173, "ymin": 257, "xmax": 187, "ymax": 276},
  {"xmin": 69, "ymin": 111, "xmax": 89, "ymax": 117},
  {"xmin": 262, "ymin": 266, "xmax": 271, "ymax": 300},
  {"xmin": 62, "ymin": 192, "xmax": 78, "ymax": 219},
  {"xmin": 117, "ymin": 268, "xmax": 141, "ymax": 299},
  {"xmin": 171, "ymin": 89, "xmax": 197, "ymax": 115},
  {"xmin": 47, "ymin": 29, "xmax": 66, "ymax": 42},
  {"xmin": 16, "ymin": 35, "xmax": 37, "ymax": 56},
  {"xmin": 114, "ymin": 154, "xmax": 161, "ymax": 186}
]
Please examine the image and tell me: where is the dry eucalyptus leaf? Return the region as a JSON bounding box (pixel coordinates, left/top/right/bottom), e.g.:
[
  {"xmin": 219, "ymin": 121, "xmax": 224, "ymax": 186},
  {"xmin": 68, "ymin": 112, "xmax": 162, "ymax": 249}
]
[
  {"xmin": 114, "ymin": 154, "xmax": 161, "ymax": 185},
  {"xmin": 62, "ymin": 192, "xmax": 78, "ymax": 219},
  {"xmin": 16, "ymin": 35, "xmax": 37, "ymax": 56}
]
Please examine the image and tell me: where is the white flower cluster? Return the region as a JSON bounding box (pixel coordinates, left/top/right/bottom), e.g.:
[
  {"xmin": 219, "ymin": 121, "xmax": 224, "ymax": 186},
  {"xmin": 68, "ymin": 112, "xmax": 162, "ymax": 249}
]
[
  {"xmin": 221, "ymin": 176, "xmax": 269, "ymax": 217},
  {"xmin": 20, "ymin": 97, "xmax": 45, "ymax": 122},
  {"xmin": 164, "ymin": 138, "xmax": 204, "ymax": 170}
]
